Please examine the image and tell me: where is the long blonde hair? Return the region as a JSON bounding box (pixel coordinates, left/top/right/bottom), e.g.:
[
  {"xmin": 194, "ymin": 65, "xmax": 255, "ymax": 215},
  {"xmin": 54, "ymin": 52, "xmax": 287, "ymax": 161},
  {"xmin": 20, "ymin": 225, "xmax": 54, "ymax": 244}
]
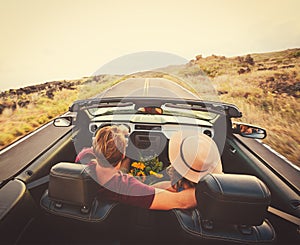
[{"xmin": 93, "ymin": 126, "xmax": 126, "ymax": 167}]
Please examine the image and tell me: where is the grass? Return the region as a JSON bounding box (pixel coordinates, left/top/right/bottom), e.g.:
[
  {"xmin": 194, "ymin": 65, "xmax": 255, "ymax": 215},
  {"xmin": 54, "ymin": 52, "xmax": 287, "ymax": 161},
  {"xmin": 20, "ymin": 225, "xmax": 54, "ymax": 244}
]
[
  {"xmin": 0, "ymin": 89, "xmax": 78, "ymax": 147},
  {"xmin": 0, "ymin": 75, "xmax": 121, "ymax": 149},
  {"xmin": 196, "ymin": 49, "xmax": 300, "ymax": 167},
  {"xmin": 213, "ymin": 74, "xmax": 300, "ymax": 165}
]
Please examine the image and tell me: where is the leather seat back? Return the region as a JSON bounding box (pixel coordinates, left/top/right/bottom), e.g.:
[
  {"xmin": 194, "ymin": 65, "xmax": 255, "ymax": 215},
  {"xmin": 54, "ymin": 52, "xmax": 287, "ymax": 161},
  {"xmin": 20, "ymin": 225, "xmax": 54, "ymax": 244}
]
[
  {"xmin": 40, "ymin": 162, "xmax": 118, "ymax": 222},
  {"xmin": 170, "ymin": 173, "xmax": 276, "ymax": 243},
  {"xmin": 196, "ymin": 173, "xmax": 271, "ymax": 226}
]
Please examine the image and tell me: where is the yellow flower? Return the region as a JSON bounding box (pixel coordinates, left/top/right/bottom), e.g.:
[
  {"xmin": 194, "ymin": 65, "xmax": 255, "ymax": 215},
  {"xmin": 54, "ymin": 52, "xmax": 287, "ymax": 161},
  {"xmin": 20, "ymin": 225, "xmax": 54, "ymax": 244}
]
[
  {"xmin": 136, "ymin": 171, "xmax": 146, "ymax": 176},
  {"xmin": 140, "ymin": 163, "xmax": 146, "ymax": 170},
  {"xmin": 130, "ymin": 155, "xmax": 164, "ymax": 181},
  {"xmin": 131, "ymin": 162, "xmax": 145, "ymax": 170},
  {"xmin": 149, "ymin": 170, "xmax": 163, "ymax": 178}
]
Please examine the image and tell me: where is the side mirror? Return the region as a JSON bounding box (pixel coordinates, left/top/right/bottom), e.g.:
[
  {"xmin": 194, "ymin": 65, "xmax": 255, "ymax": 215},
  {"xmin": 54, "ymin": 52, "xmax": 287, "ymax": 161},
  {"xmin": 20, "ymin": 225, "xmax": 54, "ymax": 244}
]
[
  {"xmin": 232, "ymin": 122, "xmax": 267, "ymax": 139},
  {"xmin": 53, "ymin": 116, "xmax": 73, "ymax": 127}
]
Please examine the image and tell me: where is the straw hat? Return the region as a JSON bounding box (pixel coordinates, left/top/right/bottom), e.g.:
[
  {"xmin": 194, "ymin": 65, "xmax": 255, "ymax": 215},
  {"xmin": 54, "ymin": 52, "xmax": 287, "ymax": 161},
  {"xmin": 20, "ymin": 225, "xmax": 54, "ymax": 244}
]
[{"xmin": 169, "ymin": 131, "xmax": 222, "ymax": 183}]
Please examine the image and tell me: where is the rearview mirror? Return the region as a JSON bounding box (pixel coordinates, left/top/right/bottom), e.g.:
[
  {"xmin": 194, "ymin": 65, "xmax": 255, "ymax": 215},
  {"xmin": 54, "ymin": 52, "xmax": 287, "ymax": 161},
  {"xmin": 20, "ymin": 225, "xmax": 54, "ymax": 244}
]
[
  {"xmin": 138, "ymin": 107, "xmax": 163, "ymax": 115},
  {"xmin": 53, "ymin": 116, "xmax": 73, "ymax": 127},
  {"xmin": 232, "ymin": 122, "xmax": 267, "ymax": 139}
]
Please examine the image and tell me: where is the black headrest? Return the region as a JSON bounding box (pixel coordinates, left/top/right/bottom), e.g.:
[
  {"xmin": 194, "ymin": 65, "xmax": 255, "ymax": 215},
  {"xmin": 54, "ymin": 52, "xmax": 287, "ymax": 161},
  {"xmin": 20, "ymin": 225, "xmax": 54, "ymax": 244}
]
[
  {"xmin": 48, "ymin": 162, "xmax": 99, "ymax": 208},
  {"xmin": 196, "ymin": 173, "xmax": 271, "ymax": 226}
]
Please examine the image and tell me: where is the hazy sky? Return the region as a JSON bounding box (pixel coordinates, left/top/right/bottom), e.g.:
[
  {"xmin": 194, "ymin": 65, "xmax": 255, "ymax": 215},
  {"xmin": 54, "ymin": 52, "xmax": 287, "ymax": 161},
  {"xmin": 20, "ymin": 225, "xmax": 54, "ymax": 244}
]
[{"xmin": 0, "ymin": 0, "xmax": 299, "ymax": 91}]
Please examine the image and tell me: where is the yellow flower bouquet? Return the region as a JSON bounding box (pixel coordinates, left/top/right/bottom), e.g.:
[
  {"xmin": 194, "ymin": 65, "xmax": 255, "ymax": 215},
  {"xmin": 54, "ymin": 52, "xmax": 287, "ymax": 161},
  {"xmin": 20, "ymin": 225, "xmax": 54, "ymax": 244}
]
[{"xmin": 129, "ymin": 155, "xmax": 164, "ymax": 182}]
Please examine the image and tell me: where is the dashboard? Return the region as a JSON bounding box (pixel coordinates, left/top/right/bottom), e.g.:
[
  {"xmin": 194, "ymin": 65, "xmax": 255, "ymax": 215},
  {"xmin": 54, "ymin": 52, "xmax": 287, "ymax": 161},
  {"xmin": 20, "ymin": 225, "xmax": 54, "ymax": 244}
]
[
  {"xmin": 89, "ymin": 121, "xmax": 214, "ymax": 162},
  {"xmin": 89, "ymin": 122, "xmax": 214, "ymax": 140}
]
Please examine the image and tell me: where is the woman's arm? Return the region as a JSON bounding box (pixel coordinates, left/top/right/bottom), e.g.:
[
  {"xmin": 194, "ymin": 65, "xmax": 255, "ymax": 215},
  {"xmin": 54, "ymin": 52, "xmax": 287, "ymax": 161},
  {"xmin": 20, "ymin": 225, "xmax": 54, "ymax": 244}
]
[
  {"xmin": 149, "ymin": 188, "xmax": 196, "ymax": 210},
  {"xmin": 151, "ymin": 181, "xmax": 176, "ymax": 192}
]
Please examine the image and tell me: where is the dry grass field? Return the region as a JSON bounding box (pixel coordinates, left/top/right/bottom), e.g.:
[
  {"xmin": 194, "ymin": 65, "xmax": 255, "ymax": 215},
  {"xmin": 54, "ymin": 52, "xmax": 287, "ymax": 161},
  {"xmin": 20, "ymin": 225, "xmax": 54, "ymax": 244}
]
[
  {"xmin": 194, "ymin": 49, "xmax": 300, "ymax": 166},
  {"xmin": 0, "ymin": 75, "xmax": 120, "ymax": 150},
  {"xmin": 0, "ymin": 49, "xmax": 299, "ymax": 167}
]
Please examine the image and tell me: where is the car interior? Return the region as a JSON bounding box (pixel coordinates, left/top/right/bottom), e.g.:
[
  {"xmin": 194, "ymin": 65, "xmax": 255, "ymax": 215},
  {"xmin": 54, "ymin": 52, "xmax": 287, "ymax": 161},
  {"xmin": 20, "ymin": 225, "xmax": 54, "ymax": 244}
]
[{"xmin": 1, "ymin": 100, "xmax": 299, "ymax": 244}]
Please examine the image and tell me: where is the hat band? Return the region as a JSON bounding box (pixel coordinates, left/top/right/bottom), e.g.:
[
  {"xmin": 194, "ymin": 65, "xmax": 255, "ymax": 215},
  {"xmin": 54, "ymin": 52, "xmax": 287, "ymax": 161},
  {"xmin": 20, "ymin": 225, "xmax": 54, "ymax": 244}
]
[{"xmin": 180, "ymin": 138, "xmax": 208, "ymax": 173}]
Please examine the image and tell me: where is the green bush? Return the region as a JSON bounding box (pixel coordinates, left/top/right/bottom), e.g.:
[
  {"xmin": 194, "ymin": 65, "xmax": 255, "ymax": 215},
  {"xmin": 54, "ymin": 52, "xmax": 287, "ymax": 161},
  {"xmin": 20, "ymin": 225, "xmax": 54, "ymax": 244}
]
[{"xmin": 293, "ymin": 51, "xmax": 300, "ymax": 58}]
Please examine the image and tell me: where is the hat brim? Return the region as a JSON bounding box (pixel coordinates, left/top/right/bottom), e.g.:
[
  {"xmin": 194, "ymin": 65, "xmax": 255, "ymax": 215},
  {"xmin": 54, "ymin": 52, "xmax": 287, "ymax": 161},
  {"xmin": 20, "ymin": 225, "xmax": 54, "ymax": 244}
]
[{"xmin": 168, "ymin": 131, "xmax": 221, "ymax": 183}]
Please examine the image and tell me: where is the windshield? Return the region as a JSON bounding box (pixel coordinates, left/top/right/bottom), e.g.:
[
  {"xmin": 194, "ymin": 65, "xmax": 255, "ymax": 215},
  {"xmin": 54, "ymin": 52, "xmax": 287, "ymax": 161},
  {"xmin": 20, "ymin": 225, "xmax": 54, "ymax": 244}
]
[{"xmin": 87, "ymin": 101, "xmax": 218, "ymax": 121}]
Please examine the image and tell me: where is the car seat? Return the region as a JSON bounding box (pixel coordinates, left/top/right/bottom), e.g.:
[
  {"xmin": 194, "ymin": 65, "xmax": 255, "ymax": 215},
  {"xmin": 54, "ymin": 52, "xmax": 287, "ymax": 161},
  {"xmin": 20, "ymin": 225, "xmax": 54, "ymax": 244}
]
[
  {"xmin": 170, "ymin": 173, "xmax": 276, "ymax": 243},
  {"xmin": 40, "ymin": 162, "xmax": 120, "ymax": 222}
]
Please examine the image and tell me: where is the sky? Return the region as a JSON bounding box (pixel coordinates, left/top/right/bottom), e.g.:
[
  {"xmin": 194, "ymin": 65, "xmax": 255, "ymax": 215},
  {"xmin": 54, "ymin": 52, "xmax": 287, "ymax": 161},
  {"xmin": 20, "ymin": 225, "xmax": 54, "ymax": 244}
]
[{"xmin": 0, "ymin": 0, "xmax": 300, "ymax": 91}]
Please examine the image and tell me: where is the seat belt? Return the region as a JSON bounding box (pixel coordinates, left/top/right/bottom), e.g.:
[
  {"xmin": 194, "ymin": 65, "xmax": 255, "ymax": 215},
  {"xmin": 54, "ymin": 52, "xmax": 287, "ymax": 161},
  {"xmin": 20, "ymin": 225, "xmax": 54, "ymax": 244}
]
[
  {"xmin": 268, "ymin": 206, "xmax": 300, "ymax": 226},
  {"xmin": 26, "ymin": 175, "xmax": 49, "ymax": 190}
]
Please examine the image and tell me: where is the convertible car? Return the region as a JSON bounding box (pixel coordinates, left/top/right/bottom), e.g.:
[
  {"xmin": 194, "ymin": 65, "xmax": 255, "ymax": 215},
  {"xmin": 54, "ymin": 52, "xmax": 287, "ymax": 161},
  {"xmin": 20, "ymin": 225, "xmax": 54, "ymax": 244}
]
[{"xmin": 0, "ymin": 76, "xmax": 299, "ymax": 244}]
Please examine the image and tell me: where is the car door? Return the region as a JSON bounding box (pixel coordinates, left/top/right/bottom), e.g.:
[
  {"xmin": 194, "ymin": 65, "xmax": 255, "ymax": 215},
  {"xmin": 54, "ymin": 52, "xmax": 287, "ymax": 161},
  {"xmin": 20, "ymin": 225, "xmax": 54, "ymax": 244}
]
[{"xmin": 221, "ymin": 133, "xmax": 300, "ymax": 243}]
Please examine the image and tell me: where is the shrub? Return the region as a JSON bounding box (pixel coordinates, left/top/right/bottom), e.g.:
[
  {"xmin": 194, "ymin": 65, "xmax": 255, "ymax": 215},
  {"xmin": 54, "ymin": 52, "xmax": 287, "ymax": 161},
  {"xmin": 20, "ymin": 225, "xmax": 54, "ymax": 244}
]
[
  {"xmin": 293, "ymin": 51, "xmax": 300, "ymax": 58},
  {"xmin": 0, "ymin": 133, "xmax": 14, "ymax": 146}
]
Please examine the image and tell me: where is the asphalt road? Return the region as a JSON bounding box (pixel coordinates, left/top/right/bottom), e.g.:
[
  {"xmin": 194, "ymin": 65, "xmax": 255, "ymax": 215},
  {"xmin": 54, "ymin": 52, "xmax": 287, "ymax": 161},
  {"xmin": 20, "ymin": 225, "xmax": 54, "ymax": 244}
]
[
  {"xmin": 97, "ymin": 77, "xmax": 199, "ymax": 99},
  {"xmin": 0, "ymin": 78, "xmax": 298, "ymax": 187}
]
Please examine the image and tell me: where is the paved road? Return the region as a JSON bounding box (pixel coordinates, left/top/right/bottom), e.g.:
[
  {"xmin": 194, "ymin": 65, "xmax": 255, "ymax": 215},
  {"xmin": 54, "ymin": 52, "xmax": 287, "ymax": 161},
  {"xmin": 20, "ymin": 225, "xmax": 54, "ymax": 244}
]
[{"xmin": 97, "ymin": 77, "xmax": 199, "ymax": 99}]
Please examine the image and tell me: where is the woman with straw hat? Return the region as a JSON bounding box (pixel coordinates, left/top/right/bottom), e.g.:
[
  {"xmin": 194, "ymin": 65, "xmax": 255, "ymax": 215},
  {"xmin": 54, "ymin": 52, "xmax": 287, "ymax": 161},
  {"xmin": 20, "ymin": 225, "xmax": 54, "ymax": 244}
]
[{"xmin": 154, "ymin": 130, "xmax": 223, "ymax": 192}]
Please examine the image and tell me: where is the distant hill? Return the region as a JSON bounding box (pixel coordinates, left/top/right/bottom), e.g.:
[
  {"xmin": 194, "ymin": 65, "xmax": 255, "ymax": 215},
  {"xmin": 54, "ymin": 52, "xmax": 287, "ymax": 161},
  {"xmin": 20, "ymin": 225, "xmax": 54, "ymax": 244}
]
[{"xmin": 192, "ymin": 48, "xmax": 300, "ymax": 97}]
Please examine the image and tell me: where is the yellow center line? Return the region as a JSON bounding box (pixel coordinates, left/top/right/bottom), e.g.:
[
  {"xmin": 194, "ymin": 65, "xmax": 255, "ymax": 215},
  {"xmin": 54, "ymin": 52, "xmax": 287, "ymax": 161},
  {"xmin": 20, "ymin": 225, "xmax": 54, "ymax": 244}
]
[{"xmin": 143, "ymin": 78, "xmax": 149, "ymax": 96}]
